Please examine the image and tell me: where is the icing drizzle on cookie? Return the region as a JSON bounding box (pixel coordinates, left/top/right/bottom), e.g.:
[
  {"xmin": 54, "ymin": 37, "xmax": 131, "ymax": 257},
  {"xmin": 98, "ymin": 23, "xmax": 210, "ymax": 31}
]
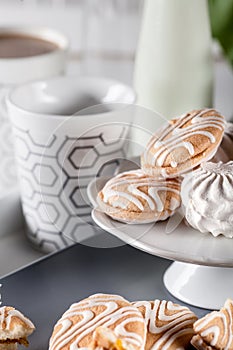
[
  {"xmin": 133, "ymin": 300, "xmax": 197, "ymax": 350},
  {"xmin": 0, "ymin": 306, "xmax": 34, "ymax": 330},
  {"xmin": 194, "ymin": 299, "xmax": 233, "ymax": 350},
  {"xmin": 101, "ymin": 170, "xmax": 180, "ymax": 213},
  {"xmin": 49, "ymin": 294, "xmax": 145, "ymax": 350},
  {"xmin": 143, "ymin": 108, "xmax": 225, "ymax": 168}
]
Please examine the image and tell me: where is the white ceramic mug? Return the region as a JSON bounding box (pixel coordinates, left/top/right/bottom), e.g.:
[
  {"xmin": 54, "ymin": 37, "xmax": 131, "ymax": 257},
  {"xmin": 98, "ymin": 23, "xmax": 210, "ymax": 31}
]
[
  {"xmin": 7, "ymin": 76, "xmax": 135, "ymax": 252},
  {"xmin": 0, "ymin": 27, "xmax": 68, "ymax": 236}
]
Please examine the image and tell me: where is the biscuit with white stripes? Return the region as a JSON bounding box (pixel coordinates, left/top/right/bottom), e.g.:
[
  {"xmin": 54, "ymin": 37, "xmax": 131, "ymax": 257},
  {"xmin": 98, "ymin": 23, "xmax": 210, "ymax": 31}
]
[
  {"xmin": 133, "ymin": 299, "xmax": 197, "ymax": 350},
  {"xmin": 98, "ymin": 169, "xmax": 181, "ymax": 224},
  {"xmin": 0, "ymin": 306, "xmax": 35, "ymax": 349},
  {"xmin": 141, "ymin": 108, "xmax": 225, "ymax": 178},
  {"xmin": 191, "ymin": 299, "xmax": 233, "ymax": 350},
  {"xmin": 49, "ymin": 293, "xmax": 146, "ymax": 350}
]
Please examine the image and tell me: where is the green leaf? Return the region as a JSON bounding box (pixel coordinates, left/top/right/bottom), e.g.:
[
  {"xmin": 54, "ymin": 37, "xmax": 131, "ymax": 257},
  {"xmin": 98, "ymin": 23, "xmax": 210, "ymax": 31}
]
[{"xmin": 209, "ymin": 0, "xmax": 233, "ymax": 67}]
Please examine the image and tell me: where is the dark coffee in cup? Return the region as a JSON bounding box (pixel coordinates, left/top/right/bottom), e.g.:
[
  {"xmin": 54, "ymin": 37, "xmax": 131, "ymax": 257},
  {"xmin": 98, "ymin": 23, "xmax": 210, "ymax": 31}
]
[{"xmin": 0, "ymin": 34, "xmax": 58, "ymax": 58}]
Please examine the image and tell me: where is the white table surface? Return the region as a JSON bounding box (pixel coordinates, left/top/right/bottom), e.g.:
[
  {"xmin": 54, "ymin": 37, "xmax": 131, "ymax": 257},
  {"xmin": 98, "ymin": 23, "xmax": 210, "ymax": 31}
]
[{"xmin": 0, "ymin": 57, "xmax": 232, "ymax": 278}]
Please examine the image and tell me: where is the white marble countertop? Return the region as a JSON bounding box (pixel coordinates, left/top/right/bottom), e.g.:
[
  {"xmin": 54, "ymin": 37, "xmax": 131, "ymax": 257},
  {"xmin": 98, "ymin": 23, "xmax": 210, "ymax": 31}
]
[{"xmin": 0, "ymin": 57, "xmax": 232, "ymax": 278}]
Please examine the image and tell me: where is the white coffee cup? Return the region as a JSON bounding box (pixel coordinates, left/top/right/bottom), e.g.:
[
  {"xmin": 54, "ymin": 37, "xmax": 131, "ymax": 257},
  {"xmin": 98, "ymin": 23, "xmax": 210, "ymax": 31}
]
[
  {"xmin": 7, "ymin": 76, "xmax": 135, "ymax": 252},
  {"xmin": 0, "ymin": 27, "xmax": 68, "ymax": 84},
  {"xmin": 0, "ymin": 27, "xmax": 68, "ymax": 235}
]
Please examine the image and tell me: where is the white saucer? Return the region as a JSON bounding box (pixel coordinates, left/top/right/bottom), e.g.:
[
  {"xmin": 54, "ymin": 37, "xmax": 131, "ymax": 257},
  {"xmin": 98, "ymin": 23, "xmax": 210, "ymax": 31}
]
[{"xmin": 89, "ymin": 175, "xmax": 233, "ymax": 309}]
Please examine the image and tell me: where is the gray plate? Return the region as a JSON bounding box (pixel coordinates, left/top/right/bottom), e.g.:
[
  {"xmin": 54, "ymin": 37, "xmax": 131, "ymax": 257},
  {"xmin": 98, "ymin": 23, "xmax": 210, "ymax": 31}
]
[{"xmin": 0, "ymin": 236, "xmax": 209, "ymax": 350}]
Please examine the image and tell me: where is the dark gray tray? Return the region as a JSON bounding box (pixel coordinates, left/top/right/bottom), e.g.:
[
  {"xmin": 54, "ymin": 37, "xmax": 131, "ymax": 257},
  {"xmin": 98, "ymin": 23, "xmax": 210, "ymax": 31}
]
[{"xmin": 0, "ymin": 233, "xmax": 209, "ymax": 350}]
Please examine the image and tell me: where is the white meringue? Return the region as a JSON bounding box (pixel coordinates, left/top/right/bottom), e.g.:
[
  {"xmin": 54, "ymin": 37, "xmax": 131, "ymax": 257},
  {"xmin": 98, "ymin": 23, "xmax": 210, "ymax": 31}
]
[
  {"xmin": 181, "ymin": 161, "xmax": 233, "ymax": 237},
  {"xmin": 212, "ymin": 122, "xmax": 233, "ymax": 163}
]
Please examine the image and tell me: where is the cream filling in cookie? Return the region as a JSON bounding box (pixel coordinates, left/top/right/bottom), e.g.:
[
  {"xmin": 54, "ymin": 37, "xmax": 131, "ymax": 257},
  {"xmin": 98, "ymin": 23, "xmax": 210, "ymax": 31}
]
[{"xmin": 91, "ymin": 327, "xmax": 137, "ymax": 350}]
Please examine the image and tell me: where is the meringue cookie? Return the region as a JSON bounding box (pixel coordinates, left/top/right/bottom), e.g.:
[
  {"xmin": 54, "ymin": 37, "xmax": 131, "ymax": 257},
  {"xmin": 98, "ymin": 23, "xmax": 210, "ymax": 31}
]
[
  {"xmin": 212, "ymin": 122, "xmax": 233, "ymax": 163},
  {"xmin": 181, "ymin": 161, "xmax": 233, "ymax": 237}
]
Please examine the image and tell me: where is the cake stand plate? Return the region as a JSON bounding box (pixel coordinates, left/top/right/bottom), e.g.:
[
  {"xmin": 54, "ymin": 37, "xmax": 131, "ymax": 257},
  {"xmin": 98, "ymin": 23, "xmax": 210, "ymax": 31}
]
[
  {"xmin": 163, "ymin": 262, "xmax": 233, "ymax": 310},
  {"xmin": 89, "ymin": 176, "xmax": 233, "ymax": 310}
]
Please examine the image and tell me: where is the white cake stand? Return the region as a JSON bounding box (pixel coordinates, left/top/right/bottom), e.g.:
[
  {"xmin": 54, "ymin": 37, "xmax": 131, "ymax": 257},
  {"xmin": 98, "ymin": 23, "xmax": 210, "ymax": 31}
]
[{"xmin": 88, "ymin": 176, "xmax": 233, "ymax": 310}]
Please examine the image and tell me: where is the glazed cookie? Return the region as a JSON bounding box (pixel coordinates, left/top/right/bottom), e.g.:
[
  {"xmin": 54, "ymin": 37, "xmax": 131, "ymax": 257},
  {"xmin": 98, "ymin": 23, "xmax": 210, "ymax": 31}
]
[
  {"xmin": 97, "ymin": 169, "xmax": 181, "ymax": 224},
  {"xmin": 212, "ymin": 122, "xmax": 233, "ymax": 163},
  {"xmin": 0, "ymin": 306, "xmax": 35, "ymax": 349},
  {"xmin": 191, "ymin": 299, "xmax": 233, "ymax": 350},
  {"xmin": 133, "ymin": 299, "xmax": 197, "ymax": 350},
  {"xmin": 49, "ymin": 293, "xmax": 146, "ymax": 350},
  {"xmin": 181, "ymin": 161, "xmax": 233, "ymax": 237},
  {"xmin": 141, "ymin": 109, "xmax": 225, "ymax": 178}
]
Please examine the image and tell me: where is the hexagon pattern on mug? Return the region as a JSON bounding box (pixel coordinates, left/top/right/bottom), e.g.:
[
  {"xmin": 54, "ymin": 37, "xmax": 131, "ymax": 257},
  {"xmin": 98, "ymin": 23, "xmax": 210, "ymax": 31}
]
[{"xmin": 12, "ymin": 123, "xmax": 128, "ymax": 252}]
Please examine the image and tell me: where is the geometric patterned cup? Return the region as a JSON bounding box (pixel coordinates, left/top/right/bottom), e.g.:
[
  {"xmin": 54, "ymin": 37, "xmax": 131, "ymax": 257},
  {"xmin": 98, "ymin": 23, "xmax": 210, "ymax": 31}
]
[
  {"xmin": 0, "ymin": 27, "xmax": 68, "ymax": 236},
  {"xmin": 7, "ymin": 76, "xmax": 135, "ymax": 252}
]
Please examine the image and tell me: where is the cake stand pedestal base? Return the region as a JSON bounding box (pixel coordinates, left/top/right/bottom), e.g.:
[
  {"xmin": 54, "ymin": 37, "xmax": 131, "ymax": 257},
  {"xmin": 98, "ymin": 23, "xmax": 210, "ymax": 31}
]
[{"xmin": 163, "ymin": 261, "xmax": 233, "ymax": 310}]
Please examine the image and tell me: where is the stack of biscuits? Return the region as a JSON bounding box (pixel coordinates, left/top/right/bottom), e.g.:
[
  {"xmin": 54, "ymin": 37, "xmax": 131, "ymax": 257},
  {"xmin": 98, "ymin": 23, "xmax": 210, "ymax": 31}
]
[
  {"xmin": 97, "ymin": 108, "xmax": 233, "ymax": 238},
  {"xmin": 48, "ymin": 293, "xmax": 233, "ymax": 350}
]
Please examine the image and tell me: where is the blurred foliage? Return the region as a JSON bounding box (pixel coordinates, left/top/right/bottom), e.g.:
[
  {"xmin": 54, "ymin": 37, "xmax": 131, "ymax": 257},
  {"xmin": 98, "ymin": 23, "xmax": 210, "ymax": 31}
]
[{"xmin": 209, "ymin": 0, "xmax": 233, "ymax": 67}]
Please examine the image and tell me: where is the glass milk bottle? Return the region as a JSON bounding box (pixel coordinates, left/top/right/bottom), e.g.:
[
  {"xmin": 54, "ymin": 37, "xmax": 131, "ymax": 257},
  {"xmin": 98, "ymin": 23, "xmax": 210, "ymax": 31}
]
[{"xmin": 133, "ymin": 0, "xmax": 213, "ymax": 136}]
